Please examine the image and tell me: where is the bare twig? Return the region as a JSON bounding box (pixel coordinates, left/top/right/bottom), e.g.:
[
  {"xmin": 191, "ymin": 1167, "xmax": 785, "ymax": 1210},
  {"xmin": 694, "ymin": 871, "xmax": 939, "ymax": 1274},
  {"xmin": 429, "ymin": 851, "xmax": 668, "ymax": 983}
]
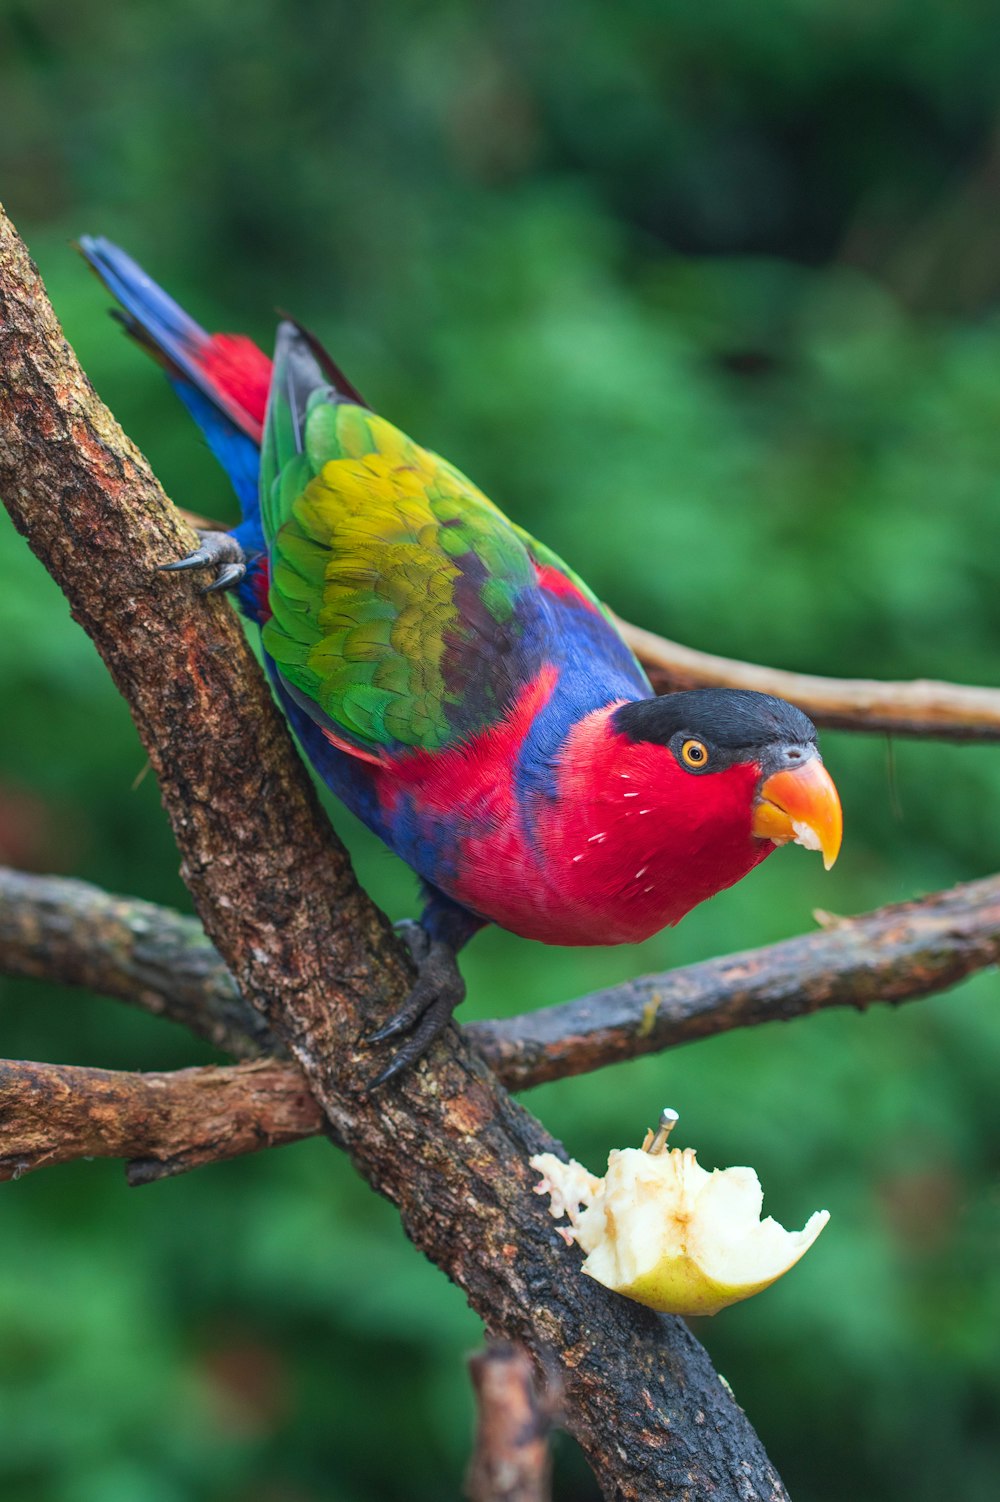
[
  {"xmin": 619, "ymin": 616, "xmax": 1000, "ymax": 741},
  {"xmin": 0, "ymin": 1058, "xmax": 323, "ymax": 1185},
  {"xmin": 466, "ymin": 1343, "xmax": 553, "ymax": 1502},
  {"xmin": 0, "ymin": 199, "xmax": 791, "ymax": 1501}
]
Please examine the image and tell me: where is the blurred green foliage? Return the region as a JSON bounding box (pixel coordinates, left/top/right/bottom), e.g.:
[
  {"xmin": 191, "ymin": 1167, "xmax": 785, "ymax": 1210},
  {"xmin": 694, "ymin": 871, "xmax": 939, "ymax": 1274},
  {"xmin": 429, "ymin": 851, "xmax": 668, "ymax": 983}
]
[{"xmin": 2, "ymin": 2, "xmax": 1000, "ymax": 1498}]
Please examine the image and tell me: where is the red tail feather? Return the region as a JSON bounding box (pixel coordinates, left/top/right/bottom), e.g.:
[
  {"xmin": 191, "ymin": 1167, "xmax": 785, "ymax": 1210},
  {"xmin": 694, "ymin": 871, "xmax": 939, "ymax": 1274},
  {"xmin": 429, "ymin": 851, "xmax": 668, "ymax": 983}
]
[{"xmin": 199, "ymin": 335, "xmax": 272, "ymax": 432}]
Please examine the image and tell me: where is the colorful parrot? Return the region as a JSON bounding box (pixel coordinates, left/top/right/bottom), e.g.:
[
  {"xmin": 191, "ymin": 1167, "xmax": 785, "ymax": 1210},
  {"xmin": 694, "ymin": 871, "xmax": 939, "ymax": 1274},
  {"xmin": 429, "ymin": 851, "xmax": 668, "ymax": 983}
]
[{"xmin": 79, "ymin": 238, "xmax": 842, "ymax": 1086}]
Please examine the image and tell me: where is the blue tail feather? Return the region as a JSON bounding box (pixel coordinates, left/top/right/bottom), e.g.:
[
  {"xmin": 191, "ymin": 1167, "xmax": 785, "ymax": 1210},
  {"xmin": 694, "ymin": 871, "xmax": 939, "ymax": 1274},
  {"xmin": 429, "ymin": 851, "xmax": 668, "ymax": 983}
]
[
  {"xmin": 78, "ymin": 236, "xmax": 209, "ymax": 378},
  {"xmin": 79, "ymin": 236, "xmax": 264, "ymax": 531}
]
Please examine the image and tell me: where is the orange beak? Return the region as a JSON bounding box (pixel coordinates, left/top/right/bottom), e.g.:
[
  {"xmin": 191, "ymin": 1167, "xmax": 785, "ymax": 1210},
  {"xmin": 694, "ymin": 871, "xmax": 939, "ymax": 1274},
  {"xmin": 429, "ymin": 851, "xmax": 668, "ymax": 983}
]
[{"xmin": 751, "ymin": 757, "xmax": 843, "ymax": 871}]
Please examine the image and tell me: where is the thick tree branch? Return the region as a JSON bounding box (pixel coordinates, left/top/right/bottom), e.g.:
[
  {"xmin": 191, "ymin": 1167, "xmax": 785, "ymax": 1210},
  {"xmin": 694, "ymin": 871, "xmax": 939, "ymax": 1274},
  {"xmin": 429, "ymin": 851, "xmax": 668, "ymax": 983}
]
[
  {"xmin": 0, "ymin": 203, "xmax": 790, "ymax": 1500},
  {"xmin": 3, "ymin": 866, "xmax": 998, "ymax": 1102},
  {"xmin": 0, "ymin": 1058, "xmax": 321, "ymax": 1185},
  {"xmin": 619, "ymin": 616, "xmax": 1000, "ymax": 741}
]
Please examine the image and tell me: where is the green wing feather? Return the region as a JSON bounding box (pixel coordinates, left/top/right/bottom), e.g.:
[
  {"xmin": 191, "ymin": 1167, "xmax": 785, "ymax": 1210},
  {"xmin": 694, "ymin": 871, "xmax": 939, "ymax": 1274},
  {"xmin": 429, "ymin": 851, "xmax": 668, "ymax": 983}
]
[{"xmin": 259, "ymin": 326, "xmax": 542, "ymax": 753}]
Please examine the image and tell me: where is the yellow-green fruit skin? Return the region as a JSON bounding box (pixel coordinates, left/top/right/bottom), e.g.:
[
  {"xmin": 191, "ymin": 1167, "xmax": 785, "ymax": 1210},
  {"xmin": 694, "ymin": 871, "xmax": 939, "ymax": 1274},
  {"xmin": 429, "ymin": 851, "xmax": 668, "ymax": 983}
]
[{"xmin": 603, "ymin": 1259, "xmax": 787, "ymax": 1317}]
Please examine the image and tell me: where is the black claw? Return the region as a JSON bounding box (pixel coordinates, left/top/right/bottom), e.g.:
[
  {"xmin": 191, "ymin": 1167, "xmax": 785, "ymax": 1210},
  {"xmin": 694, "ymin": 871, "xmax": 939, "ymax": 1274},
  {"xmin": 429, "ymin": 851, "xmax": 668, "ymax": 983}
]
[
  {"xmin": 159, "ymin": 548, "xmax": 215, "ymax": 573},
  {"xmin": 367, "ymin": 994, "xmax": 458, "ymax": 1091},
  {"xmin": 365, "ymin": 932, "xmax": 465, "ymax": 1089},
  {"xmin": 159, "ymin": 530, "xmax": 247, "ymax": 595},
  {"xmin": 202, "ymin": 561, "xmax": 247, "ymax": 594},
  {"xmin": 367, "ymin": 1007, "xmax": 422, "ymax": 1046}
]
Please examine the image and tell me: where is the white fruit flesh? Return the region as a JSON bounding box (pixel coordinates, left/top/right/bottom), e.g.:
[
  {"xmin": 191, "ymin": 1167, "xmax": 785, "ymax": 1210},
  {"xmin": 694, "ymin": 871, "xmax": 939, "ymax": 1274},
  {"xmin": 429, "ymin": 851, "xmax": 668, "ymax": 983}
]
[{"xmin": 532, "ymin": 1146, "xmax": 828, "ymax": 1316}]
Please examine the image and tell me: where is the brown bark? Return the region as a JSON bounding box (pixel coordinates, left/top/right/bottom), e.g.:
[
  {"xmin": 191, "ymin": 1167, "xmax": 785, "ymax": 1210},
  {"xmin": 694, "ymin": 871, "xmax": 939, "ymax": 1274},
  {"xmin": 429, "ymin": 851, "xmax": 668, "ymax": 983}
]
[
  {"xmin": 466, "ymin": 1343, "xmax": 553, "ymax": 1502},
  {"xmin": 619, "ymin": 616, "xmax": 1000, "ymax": 741},
  {"xmin": 0, "ymin": 201, "xmax": 791, "ymax": 1499},
  {"xmin": 0, "ymin": 1058, "xmax": 321, "ymax": 1185}
]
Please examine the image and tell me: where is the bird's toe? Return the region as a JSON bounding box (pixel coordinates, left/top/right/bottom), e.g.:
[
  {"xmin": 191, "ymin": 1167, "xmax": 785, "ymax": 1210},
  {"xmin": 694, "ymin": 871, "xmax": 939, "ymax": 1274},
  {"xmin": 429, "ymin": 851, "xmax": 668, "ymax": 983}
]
[
  {"xmin": 160, "ymin": 530, "xmax": 247, "ymax": 594},
  {"xmin": 365, "ymin": 935, "xmax": 465, "ymax": 1089}
]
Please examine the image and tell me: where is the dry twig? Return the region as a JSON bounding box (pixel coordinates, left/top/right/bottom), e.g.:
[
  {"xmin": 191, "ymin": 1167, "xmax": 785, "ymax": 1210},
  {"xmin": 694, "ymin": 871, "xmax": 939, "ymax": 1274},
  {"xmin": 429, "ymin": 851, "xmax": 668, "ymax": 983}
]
[{"xmin": 620, "ymin": 616, "xmax": 1000, "ymax": 741}]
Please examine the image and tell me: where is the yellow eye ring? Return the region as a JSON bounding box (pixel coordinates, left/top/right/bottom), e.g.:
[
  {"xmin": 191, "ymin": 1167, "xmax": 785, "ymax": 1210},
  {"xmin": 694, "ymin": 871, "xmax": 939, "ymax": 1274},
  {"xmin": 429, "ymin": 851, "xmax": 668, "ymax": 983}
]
[{"xmin": 680, "ymin": 738, "xmax": 709, "ymax": 769}]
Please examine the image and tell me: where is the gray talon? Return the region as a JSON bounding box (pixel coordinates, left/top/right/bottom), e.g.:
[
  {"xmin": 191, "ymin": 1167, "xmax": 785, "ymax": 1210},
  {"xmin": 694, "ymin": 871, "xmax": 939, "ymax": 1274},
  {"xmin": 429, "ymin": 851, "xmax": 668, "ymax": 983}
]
[
  {"xmin": 203, "ymin": 561, "xmax": 246, "ymax": 594},
  {"xmin": 393, "ymin": 918, "xmax": 431, "ymax": 964},
  {"xmin": 160, "ymin": 529, "xmax": 247, "ymax": 593}
]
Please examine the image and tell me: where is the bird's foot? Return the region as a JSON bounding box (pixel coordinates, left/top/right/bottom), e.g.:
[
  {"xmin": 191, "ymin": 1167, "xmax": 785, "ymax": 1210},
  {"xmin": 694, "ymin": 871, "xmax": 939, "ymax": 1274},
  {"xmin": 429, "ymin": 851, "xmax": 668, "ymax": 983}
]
[
  {"xmin": 365, "ymin": 920, "xmax": 466, "ymax": 1090},
  {"xmin": 160, "ymin": 530, "xmax": 247, "ymax": 594}
]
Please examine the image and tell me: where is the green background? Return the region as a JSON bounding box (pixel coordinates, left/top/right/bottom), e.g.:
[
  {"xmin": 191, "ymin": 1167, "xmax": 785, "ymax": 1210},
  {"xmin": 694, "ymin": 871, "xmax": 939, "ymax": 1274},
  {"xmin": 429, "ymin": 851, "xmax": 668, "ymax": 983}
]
[{"xmin": 2, "ymin": 2, "xmax": 1000, "ymax": 1498}]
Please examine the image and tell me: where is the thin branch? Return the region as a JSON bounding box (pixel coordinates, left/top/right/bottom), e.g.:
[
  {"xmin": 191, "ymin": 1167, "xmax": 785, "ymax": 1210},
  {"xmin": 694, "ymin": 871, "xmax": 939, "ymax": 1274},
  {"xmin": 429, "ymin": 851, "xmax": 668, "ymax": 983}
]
[
  {"xmin": 466, "ymin": 1343, "xmax": 554, "ymax": 1502},
  {"xmin": 0, "ymin": 867, "xmax": 278, "ymax": 1059},
  {"xmin": 3, "ymin": 866, "xmax": 999, "ymax": 1098},
  {"xmin": 0, "ymin": 1058, "xmax": 322, "ymax": 1186},
  {"xmin": 0, "ymin": 200, "xmax": 790, "ymax": 1501},
  {"xmin": 476, "ymin": 873, "xmax": 1000, "ymax": 1089},
  {"xmin": 619, "ymin": 616, "xmax": 1000, "ymax": 741}
]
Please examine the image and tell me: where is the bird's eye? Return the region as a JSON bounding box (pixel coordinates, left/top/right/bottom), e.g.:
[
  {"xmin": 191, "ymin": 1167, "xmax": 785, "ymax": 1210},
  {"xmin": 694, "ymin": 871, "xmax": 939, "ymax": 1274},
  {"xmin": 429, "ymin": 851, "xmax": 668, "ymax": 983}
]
[{"xmin": 680, "ymin": 739, "xmax": 709, "ymax": 770}]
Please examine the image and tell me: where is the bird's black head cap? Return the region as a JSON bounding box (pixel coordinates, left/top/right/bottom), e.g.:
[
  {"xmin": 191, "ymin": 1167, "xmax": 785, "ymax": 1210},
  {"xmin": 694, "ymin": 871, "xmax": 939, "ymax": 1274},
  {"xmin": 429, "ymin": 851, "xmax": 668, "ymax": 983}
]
[{"xmin": 613, "ymin": 689, "xmax": 816, "ymax": 757}]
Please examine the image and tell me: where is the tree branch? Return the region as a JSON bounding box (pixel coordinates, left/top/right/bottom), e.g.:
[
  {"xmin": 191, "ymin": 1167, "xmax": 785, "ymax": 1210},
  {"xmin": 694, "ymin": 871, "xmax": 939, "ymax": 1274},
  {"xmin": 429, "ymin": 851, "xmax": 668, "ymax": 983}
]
[
  {"xmin": 0, "ymin": 867, "xmax": 279, "ymax": 1059},
  {"xmin": 466, "ymin": 1343, "xmax": 553, "ymax": 1502},
  {"xmin": 4, "ymin": 872, "xmax": 996, "ymax": 1184},
  {"xmin": 477, "ymin": 873, "xmax": 1000, "ymax": 1088},
  {"xmin": 178, "ymin": 505, "xmax": 1000, "ymax": 744},
  {"xmin": 3, "ymin": 865, "xmax": 998, "ymax": 1101},
  {"xmin": 619, "ymin": 616, "xmax": 1000, "ymax": 741},
  {"xmin": 0, "ymin": 202, "xmax": 790, "ymax": 1499},
  {"xmin": 0, "ymin": 1058, "xmax": 322, "ymax": 1185}
]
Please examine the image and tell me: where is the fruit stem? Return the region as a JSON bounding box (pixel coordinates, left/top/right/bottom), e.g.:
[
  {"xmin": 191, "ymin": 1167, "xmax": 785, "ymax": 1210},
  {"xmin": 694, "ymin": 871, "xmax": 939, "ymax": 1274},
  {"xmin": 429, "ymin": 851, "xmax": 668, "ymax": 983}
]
[{"xmin": 645, "ymin": 1108, "xmax": 679, "ymax": 1155}]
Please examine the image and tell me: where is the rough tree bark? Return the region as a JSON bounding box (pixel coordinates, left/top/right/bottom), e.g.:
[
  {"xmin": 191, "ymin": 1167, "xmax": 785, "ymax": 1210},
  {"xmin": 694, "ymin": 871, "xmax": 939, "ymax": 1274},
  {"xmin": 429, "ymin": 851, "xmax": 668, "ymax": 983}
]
[
  {"xmin": 0, "ymin": 204, "xmax": 793, "ymax": 1498},
  {"xmin": 0, "ymin": 1057, "xmax": 319, "ymax": 1184}
]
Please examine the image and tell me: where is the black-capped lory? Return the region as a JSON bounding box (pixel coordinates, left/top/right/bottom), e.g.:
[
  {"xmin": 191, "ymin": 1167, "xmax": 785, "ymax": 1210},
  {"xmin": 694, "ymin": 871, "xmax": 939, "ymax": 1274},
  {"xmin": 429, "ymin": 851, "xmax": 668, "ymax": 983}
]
[{"xmin": 79, "ymin": 238, "xmax": 842, "ymax": 1086}]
